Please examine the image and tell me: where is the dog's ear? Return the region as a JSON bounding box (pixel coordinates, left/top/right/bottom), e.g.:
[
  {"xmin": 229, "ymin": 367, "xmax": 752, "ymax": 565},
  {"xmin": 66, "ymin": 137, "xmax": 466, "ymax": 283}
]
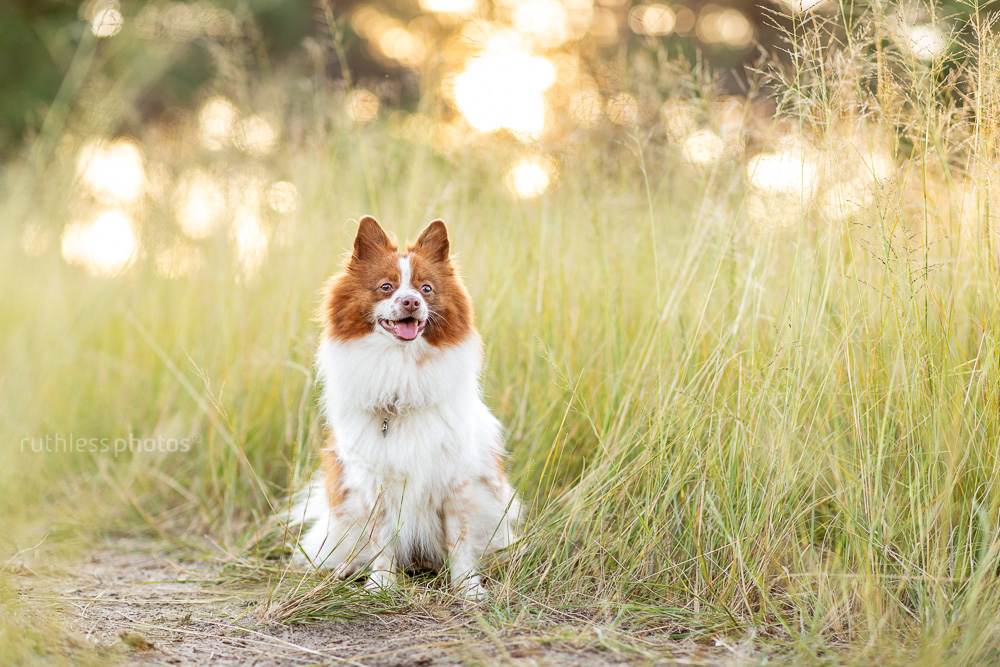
[
  {"xmin": 412, "ymin": 220, "xmax": 450, "ymax": 263},
  {"xmin": 352, "ymin": 216, "xmax": 392, "ymax": 262}
]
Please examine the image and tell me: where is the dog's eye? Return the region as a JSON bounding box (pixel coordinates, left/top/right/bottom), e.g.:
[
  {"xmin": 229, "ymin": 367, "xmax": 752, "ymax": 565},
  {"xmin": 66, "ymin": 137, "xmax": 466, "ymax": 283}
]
[
  {"xmin": 379, "ymin": 283, "xmax": 393, "ymax": 293},
  {"xmin": 420, "ymin": 284, "xmax": 432, "ymax": 294}
]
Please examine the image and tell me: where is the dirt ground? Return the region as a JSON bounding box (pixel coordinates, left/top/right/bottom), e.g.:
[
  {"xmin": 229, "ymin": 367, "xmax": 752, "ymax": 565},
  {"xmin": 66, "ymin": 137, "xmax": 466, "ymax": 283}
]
[{"xmin": 11, "ymin": 539, "xmax": 755, "ymax": 666}]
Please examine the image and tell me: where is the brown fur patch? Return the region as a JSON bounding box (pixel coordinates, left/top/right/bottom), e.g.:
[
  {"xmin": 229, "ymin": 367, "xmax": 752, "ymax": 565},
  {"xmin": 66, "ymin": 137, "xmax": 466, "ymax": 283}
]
[
  {"xmin": 441, "ymin": 483, "xmax": 471, "ymax": 552},
  {"xmin": 492, "ymin": 452, "xmax": 508, "ymax": 485},
  {"xmin": 321, "ymin": 441, "xmax": 349, "ymax": 510},
  {"xmin": 352, "ymin": 215, "xmax": 393, "ymax": 262},
  {"xmin": 407, "ymin": 251, "xmax": 474, "ymax": 348},
  {"xmin": 411, "ymin": 219, "xmax": 450, "ymax": 262},
  {"xmin": 321, "ymin": 231, "xmax": 400, "ymax": 341}
]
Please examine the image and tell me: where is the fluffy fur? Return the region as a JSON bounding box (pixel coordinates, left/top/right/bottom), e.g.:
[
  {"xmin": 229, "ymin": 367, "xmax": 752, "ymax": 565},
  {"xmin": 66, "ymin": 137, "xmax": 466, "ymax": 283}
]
[{"xmin": 292, "ymin": 216, "xmax": 520, "ymax": 600}]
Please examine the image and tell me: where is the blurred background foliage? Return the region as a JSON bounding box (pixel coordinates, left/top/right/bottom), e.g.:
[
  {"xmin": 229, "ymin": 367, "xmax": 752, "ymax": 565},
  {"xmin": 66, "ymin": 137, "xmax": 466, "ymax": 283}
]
[{"xmin": 1, "ymin": 0, "xmax": 996, "ymax": 155}]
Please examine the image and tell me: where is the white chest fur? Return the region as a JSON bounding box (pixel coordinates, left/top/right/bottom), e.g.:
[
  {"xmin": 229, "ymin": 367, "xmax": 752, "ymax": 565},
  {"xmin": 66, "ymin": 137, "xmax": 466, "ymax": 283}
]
[{"xmin": 315, "ymin": 334, "xmax": 501, "ymax": 500}]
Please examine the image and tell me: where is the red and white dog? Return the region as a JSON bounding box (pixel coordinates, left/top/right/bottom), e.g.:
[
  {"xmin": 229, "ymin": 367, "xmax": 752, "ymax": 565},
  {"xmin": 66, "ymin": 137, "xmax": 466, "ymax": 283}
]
[{"xmin": 293, "ymin": 216, "xmax": 520, "ymax": 600}]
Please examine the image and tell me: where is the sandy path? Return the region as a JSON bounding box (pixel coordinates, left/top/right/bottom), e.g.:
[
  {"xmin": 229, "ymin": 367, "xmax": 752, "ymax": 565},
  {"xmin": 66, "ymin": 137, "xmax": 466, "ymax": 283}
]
[{"xmin": 17, "ymin": 539, "xmax": 693, "ymax": 665}]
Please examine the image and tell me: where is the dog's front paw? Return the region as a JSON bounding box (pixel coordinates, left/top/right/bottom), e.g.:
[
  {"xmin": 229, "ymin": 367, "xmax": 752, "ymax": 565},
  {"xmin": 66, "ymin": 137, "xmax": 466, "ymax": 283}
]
[
  {"xmin": 333, "ymin": 562, "xmax": 358, "ymax": 580},
  {"xmin": 364, "ymin": 570, "xmax": 397, "ymax": 593},
  {"xmin": 462, "ymin": 582, "xmax": 489, "ymax": 602},
  {"xmin": 455, "ymin": 577, "xmax": 489, "ymax": 602}
]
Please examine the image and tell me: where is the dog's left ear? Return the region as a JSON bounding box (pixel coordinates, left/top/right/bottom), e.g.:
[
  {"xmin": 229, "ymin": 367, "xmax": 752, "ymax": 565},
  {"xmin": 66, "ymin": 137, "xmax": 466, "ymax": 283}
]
[{"xmin": 413, "ymin": 220, "xmax": 450, "ymax": 263}]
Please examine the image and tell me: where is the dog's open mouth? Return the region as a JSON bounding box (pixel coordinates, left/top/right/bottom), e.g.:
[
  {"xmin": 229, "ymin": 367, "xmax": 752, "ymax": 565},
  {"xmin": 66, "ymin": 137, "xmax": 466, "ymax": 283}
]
[{"xmin": 379, "ymin": 317, "xmax": 426, "ymax": 341}]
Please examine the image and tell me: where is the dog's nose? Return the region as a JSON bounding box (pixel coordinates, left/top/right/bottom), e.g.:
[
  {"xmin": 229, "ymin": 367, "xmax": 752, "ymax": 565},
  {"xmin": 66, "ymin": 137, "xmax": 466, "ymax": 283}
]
[{"xmin": 400, "ymin": 296, "xmax": 421, "ymax": 313}]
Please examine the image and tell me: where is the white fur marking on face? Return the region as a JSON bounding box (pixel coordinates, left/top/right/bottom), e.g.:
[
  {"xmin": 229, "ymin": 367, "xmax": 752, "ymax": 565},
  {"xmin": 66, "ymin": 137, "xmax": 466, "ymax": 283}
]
[
  {"xmin": 372, "ymin": 254, "xmax": 429, "ymax": 339},
  {"xmin": 398, "ymin": 255, "xmax": 412, "ymax": 291}
]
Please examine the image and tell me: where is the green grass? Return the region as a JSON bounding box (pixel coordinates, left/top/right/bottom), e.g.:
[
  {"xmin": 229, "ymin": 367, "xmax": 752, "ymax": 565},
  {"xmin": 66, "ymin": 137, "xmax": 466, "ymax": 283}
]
[{"xmin": 3, "ymin": 4, "xmax": 1000, "ymax": 664}]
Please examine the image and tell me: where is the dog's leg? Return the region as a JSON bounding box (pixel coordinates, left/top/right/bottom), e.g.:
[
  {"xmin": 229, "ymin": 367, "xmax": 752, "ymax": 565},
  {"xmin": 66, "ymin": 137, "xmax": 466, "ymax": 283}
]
[
  {"xmin": 364, "ymin": 503, "xmax": 401, "ymax": 592},
  {"xmin": 447, "ymin": 539, "xmax": 488, "ymax": 601},
  {"xmin": 443, "ymin": 481, "xmax": 495, "ymax": 601}
]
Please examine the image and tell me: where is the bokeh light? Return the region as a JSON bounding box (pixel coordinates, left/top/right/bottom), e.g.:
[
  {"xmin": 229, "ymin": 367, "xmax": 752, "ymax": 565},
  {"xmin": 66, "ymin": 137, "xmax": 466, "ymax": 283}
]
[
  {"xmin": 419, "ymin": 0, "xmax": 477, "ymax": 16},
  {"xmin": 235, "ymin": 114, "xmax": 278, "ymax": 156},
  {"xmin": 907, "ymin": 25, "xmax": 947, "ymax": 61},
  {"xmin": 607, "ymin": 93, "xmax": 638, "ymax": 125},
  {"xmin": 777, "ymin": 0, "xmax": 827, "ymax": 14},
  {"xmin": 232, "ymin": 204, "xmax": 269, "ymax": 281},
  {"xmin": 821, "ymin": 143, "xmax": 895, "ymax": 221},
  {"xmin": 198, "ymin": 96, "xmax": 238, "ymax": 151},
  {"xmin": 351, "ymin": 6, "xmax": 427, "ymax": 67},
  {"xmin": 267, "ymin": 181, "xmax": 300, "ymax": 214},
  {"xmin": 512, "ymin": 0, "xmax": 570, "ymax": 48},
  {"xmin": 746, "ymin": 147, "xmax": 817, "ymax": 196},
  {"xmin": 682, "ymin": 130, "xmax": 725, "ymax": 167},
  {"xmin": 176, "ymin": 169, "xmax": 227, "ymax": 240},
  {"xmin": 696, "ymin": 6, "xmax": 754, "ymax": 48},
  {"xmin": 744, "ymin": 140, "xmax": 819, "ymax": 230},
  {"xmin": 673, "ymin": 6, "xmax": 696, "ymax": 34},
  {"xmin": 628, "ymin": 4, "xmax": 675, "ymax": 36},
  {"xmin": 506, "ymin": 156, "xmax": 556, "ymax": 199},
  {"xmin": 347, "ymin": 90, "xmax": 380, "ymax": 124},
  {"xmin": 661, "ymin": 100, "xmax": 697, "ymax": 141},
  {"xmin": 588, "ymin": 7, "xmax": 620, "ymax": 46},
  {"xmin": 61, "ymin": 210, "xmax": 138, "ymax": 277},
  {"xmin": 454, "ymin": 35, "xmax": 556, "ymax": 138},
  {"xmin": 76, "ymin": 138, "xmax": 146, "ymax": 205},
  {"xmin": 91, "ymin": 7, "xmax": 124, "ymax": 38},
  {"xmin": 378, "ymin": 27, "xmax": 426, "ymax": 67},
  {"xmin": 570, "ymin": 87, "xmax": 604, "ymax": 128}
]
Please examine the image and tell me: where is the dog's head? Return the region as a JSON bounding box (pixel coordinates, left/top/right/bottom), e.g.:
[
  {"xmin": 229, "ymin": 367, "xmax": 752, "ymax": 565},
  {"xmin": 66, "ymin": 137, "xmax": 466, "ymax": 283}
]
[{"xmin": 323, "ymin": 216, "xmax": 474, "ymax": 347}]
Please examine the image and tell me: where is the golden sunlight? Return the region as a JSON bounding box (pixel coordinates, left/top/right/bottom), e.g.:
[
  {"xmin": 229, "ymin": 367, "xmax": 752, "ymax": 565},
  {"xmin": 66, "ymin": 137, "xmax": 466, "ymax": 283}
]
[
  {"xmin": 820, "ymin": 142, "xmax": 895, "ymax": 220},
  {"xmin": 512, "ymin": 0, "xmax": 570, "ymax": 48},
  {"xmin": 419, "ymin": 0, "xmax": 477, "ymax": 15},
  {"xmin": 61, "ymin": 210, "xmax": 138, "ymax": 277},
  {"xmin": 76, "ymin": 138, "xmax": 146, "ymax": 205},
  {"xmin": 661, "ymin": 100, "xmax": 696, "ymax": 141},
  {"xmin": 607, "ymin": 93, "xmax": 638, "ymax": 125},
  {"xmin": 91, "ymin": 7, "xmax": 124, "ymax": 38},
  {"xmin": 570, "ymin": 87, "xmax": 604, "ymax": 128},
  {"xmin": 682, "ymin": 129, "xmax": 725, "ymax": 167},
  {"xmin": 746, "ymin": 146, "xmax": 817, "ymax": 196},
  {"xmin": 696, "ymin": 7, "xmax": 754, "ymax": 48},
  {"xmin": 235, "ymin": 114, "xmax": 278, "ymax": 156},
  {"xmin": 745, "ymin": 141, "xmax": 819, "ymax": 229},
  {"xmin": 589, "ymin": 7, "xmax": 620, "ymax": 46},
  {"xmin": 454, "ymin": 34, "xmax": 556, "ymax": 138},
  {"xmin": 629, "ymin": 4, "xmax": 676, "ymax": 36},
  {"xmin": 906, "ymin": 24, "xmax": 947, "ymax": 61},
  {"xmin": 176, "ymin": 169, "xmax": 227, "ymax": 240},
  {"xmin": 350, "ymin": 7, "xmax": 426, "ymax": 67},
  {"xmin": 777, "ymin": 0, "xmax": 827, "ymax": 13},
  {"xmin": 232, "ymin": 204, "xmax": 269, "ymax": 281},
  {"xmin": 198, "ymin": 96, "xmax": 238, "ymax": 151},
  {"xmin": 506, "ymin": 156, "xmax": 555, "ymax": 199},
  {"xmin": 347, "ymin": 90, "xmax": 380, "ymax": 124}
]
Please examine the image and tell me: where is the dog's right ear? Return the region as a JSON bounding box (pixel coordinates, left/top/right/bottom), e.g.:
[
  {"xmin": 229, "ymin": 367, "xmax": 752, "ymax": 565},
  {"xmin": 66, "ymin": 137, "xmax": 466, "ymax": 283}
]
[{"xmin": 352, "ymin": 216, "xmax": 391, "ymax": 262}]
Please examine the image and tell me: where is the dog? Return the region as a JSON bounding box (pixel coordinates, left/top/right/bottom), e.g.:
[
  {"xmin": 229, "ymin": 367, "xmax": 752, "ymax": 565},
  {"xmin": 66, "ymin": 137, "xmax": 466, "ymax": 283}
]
[{"xmin": 292, "ymin": 216, "xmax": 520, "ymax": 600}]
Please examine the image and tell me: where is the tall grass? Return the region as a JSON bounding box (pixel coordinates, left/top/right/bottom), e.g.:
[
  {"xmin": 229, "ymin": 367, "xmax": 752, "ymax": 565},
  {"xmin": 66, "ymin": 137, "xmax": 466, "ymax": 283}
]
[{"xmin": 2, "ymin": 3, "xmax": 1000, "ymax": 663}]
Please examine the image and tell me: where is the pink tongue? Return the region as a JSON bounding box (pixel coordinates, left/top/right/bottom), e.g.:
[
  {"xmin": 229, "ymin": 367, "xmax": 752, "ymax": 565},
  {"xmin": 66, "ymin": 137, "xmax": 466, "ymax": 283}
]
[{"xmin": 396, "ymin": 320, "xmax": 419, "ymax": 340}]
